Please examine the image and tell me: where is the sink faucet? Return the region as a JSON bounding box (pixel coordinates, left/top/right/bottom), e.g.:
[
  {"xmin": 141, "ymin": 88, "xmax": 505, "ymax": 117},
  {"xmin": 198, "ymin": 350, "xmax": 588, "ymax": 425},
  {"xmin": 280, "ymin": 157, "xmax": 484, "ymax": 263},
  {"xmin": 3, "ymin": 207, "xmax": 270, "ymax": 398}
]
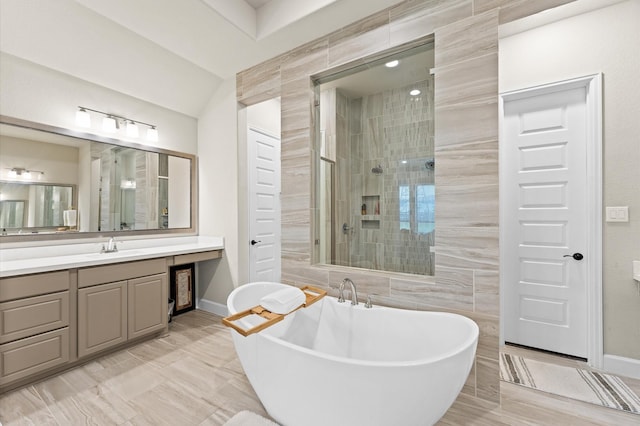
[
  {"xmin": 338, "ymin": 278, "xmax": 359, "ymax": 306},
  {"xmin": 101, "ymin": 237, "xmax": 119, "ymax": 253}
]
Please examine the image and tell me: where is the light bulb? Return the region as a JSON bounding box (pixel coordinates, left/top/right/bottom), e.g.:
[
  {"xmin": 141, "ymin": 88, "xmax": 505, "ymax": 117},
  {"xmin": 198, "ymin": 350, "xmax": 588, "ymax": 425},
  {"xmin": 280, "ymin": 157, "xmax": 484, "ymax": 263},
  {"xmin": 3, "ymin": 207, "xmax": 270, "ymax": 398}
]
[
  {"xmin": 120, "ymin": 178, "xmax": 136, "ymax": 189},
  {"xmin": 8, "ymin": 169, "xmax": 17, "ymax": 178},
  {"xmin": 146, "ymin": 126, "xmax": 158, "ymax": 142},
  {"xmin": 76, "ymin": 108, "xmax": 91, "ymax": 127},
  {"xmin": 126, "ymin": 121, "xmax": 139, "ymax": 137},
  {"xmin": 102, "ymin": 116, "xmax": 117, "ymax": 133},
  {"xmin": 410, "ymin": 89, "xmax": 421, "ymax": 96},
  {"xmin": 385, "ymin": 60, "xmax": 399, "ymax": 68},
  {"xmin": 23, "ymin": 171, "xmax": 32, "ymax": 179}
]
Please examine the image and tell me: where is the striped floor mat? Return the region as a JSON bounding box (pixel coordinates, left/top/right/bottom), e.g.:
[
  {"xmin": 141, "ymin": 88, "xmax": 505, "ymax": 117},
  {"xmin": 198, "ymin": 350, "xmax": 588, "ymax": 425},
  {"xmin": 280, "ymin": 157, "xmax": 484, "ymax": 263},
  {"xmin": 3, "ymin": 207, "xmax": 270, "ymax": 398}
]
[{"xmin": 500, "ymin": 353, "xmax": 640, "ymax": 414}]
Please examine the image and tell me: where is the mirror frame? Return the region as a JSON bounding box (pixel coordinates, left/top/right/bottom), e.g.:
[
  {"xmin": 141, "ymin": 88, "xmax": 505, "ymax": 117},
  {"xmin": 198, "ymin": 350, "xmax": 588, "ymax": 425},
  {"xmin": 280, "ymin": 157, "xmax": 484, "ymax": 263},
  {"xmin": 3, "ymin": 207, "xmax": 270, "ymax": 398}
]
[{"xmin": 0, "ymin": 115, "xmax": 198, "ymax": 243}]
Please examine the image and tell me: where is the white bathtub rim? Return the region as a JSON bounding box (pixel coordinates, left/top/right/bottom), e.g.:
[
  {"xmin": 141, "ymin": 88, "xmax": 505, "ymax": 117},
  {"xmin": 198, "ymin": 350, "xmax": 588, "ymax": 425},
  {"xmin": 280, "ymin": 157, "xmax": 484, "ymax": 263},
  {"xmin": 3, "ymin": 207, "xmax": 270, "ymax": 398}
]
[{"xmin": 227, "ymin": 283, "xmax": 479, "ymax": 368}]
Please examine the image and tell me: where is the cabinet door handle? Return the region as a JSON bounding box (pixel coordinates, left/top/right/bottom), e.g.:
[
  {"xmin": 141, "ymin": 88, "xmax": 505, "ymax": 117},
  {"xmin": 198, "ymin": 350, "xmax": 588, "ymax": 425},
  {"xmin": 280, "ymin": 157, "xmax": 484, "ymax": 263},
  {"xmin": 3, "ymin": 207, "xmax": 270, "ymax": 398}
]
[{"xmin": 250, "ymin": 239, "xmax": 261, "ymax": 246}]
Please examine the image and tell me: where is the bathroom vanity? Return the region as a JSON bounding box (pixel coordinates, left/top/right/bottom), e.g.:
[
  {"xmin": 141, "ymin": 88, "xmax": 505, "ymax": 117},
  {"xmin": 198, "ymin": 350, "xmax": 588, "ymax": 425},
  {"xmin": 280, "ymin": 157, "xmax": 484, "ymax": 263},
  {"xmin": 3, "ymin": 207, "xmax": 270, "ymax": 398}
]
[{"xmin": 0, "ymin": 236, "xmax": 223, "ymax": 393}]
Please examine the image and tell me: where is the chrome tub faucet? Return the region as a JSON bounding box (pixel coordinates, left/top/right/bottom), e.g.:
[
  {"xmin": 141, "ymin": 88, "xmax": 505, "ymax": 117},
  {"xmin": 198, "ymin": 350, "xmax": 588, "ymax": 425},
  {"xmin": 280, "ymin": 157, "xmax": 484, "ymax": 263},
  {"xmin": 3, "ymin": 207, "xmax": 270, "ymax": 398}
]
[{"xmin": 338, "ymin": 278, "xmax": 359, "ymax": 306}]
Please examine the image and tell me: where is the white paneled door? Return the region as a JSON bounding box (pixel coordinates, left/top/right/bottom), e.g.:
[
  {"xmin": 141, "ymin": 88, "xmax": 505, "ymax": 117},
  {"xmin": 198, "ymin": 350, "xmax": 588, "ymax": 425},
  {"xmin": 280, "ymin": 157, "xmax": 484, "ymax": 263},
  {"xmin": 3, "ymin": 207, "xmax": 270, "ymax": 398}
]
[
  {"xmin": 502, "ymin": 81, "xmax": 592, "ymax": 359},
  {"xmin": 248, "ymin": 128, "xmax": 281, "ymax": 283}
]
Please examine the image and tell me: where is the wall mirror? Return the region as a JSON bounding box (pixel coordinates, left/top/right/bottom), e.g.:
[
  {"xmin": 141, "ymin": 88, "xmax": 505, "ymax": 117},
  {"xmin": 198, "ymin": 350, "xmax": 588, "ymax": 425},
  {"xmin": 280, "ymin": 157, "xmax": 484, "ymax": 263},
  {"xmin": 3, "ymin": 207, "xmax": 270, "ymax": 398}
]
[
  {"xmin": 0, "ymin": 116, "xmax": 196, "ymax": 241},
  {"xmin": 313, "ymin": 41, "xmax": 435, "ymax": 276}
]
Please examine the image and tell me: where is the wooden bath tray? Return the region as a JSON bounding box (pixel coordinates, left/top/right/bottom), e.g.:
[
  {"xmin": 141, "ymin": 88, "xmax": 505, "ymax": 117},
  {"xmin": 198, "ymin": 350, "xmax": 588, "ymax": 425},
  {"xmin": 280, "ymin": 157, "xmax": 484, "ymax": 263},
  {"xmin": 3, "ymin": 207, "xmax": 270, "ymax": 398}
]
[{"xmin": 222, "ymin": 286, "xmax": 326, "ymax": 337}]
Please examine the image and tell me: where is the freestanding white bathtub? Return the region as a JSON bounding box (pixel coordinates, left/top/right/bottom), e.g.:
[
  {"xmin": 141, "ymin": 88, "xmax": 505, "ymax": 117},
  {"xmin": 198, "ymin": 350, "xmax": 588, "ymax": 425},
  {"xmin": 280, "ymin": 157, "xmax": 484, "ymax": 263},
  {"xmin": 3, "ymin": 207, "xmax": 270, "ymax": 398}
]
[{"xmin": 227, "ymin": 282, "xmax": 479, "ymax": 426}]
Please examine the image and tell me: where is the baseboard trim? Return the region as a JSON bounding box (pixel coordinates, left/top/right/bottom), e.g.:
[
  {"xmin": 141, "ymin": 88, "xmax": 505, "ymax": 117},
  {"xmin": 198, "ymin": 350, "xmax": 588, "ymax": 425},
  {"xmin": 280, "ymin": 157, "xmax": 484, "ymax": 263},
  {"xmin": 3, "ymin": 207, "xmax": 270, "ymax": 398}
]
[
  {"xmin": 197, "ymin": 298, "xmax": 228, "ymax": 317},
  {"xmin": 603, "ymin": 354, "xmax": 640, "ymax": 379}
]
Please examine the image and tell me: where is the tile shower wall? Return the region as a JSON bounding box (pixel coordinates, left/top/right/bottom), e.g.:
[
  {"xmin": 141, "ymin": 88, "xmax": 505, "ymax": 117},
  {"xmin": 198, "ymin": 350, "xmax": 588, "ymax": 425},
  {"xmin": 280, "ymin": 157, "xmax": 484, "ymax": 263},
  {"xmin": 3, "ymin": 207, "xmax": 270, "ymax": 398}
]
[
  {"xmin": 134, "ymin": 151, "xmax": 159, "ymax": 230},
  {"xmin": 236, "ymin": 0, "xmax": 576, "ymax": 406},
  {"xmin": 342, "ymin": 78, "xmax": 435, "ymax": 274},
  {"xmin": 334, "ymin": 90, "xmax": 351, "ymax": 266},
  {"xmin": 91, "ymin": 142, "xmax": 115, "ymax": 232}
]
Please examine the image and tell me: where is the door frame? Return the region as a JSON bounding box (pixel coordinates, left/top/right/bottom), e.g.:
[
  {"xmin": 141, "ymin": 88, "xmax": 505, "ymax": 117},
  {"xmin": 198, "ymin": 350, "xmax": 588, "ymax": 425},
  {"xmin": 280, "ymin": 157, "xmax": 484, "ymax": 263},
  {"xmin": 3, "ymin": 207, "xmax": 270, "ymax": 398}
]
[{"xmin": 499, "ymin": 74, "xmax": 603, "ymax": 368}]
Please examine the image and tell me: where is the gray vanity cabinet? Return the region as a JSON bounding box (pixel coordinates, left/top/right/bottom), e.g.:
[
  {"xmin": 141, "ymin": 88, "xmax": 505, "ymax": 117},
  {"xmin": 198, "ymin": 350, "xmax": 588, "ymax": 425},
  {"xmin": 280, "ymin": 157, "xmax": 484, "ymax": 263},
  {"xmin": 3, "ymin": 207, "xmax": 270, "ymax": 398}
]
[
  {"xmin": 128, "ymin": 273, "xmax": 167, "ymax": 340},
  {"xmin": 77, "ymin": 259, "xmax": 168, "ymax": 359},
  {"xmin": 78, "ymin": 280, "xmax": 127, "ymax": 357},
  {"xmin": 0, "ymin": 271, "xmax": 71, "ymax": 387},
  {"xmin": 0, "ymin": 247, "xmax": 220, "ymax": 393}
]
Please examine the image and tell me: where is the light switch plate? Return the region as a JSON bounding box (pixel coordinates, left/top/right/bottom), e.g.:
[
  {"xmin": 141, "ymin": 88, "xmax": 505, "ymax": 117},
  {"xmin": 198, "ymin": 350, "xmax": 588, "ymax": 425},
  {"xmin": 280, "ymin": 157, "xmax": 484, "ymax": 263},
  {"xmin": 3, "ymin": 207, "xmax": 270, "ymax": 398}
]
[{"xmin": 606, "ymin": 206, "xmax": 629, "ymax": 222}]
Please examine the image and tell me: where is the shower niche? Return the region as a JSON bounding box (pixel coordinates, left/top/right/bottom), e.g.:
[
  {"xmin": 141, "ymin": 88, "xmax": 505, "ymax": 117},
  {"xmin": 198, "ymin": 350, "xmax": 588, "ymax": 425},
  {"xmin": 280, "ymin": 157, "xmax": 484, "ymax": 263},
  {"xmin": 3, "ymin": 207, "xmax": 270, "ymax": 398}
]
[
  {"xmin": 361, "ymin": 195, "xmax": 380, "ymax": 217},
  {"xmin": 314, "ymin": 41, "xmax": 435, "ymax": 275},
  {"xmin": 361, "ymin": 195, "xmax": 380, "ymax": 229}
]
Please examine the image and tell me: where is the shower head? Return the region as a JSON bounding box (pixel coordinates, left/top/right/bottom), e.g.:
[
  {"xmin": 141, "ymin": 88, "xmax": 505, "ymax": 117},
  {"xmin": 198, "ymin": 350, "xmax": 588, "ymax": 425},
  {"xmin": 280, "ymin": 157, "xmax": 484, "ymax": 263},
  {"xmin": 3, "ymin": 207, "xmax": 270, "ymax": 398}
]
[{"xmin": 371, "ymin": 164, "xmax": 383, "ymax": 175}]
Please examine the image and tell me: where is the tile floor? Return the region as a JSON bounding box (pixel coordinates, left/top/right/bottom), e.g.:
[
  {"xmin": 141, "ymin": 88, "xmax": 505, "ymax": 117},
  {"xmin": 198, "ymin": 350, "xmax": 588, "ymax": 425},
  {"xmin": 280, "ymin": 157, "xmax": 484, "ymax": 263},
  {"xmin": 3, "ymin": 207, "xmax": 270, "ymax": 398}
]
[{"xmin": 1, "ymin": 310, "xmax": 638, "ymax": 425}]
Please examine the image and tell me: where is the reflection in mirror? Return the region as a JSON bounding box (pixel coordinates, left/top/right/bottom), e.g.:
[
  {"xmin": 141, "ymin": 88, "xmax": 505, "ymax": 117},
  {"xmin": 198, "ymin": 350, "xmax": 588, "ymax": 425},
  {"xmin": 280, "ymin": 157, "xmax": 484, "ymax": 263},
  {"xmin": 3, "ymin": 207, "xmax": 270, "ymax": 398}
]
[
  {"xmin": 0, "ymin": 118, "xmax": 195, "ymax": 240},
  {"xmin": 314, "ymin": 41, "xmax": 435, "ymax": 275},
  {"xmin": 0, "ymin": 182, "xmax": 75, "ymax": 231},
  {"xmin": 0, "ymin": 200, "xmax": 25, "ymax": 228}
]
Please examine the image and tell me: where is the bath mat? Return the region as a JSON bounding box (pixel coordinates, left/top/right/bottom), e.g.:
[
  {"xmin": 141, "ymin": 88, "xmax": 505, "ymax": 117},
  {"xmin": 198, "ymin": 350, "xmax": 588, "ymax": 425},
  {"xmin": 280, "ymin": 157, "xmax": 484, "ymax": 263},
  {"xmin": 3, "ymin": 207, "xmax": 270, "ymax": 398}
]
[
  {"xmin": 500, "ymin": 353, "xmax": 640, "ymax": 414},
  {"xmin": 223, "ymin": 411, "xmax": 279, "ymax": 426}
]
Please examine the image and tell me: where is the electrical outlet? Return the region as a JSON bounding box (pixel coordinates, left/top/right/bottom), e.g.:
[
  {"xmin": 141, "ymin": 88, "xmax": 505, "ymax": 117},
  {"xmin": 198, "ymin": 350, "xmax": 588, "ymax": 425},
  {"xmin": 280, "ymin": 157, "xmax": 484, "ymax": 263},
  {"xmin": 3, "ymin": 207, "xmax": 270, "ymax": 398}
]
[{"xmin": 605, "ymin": 206, "xmax": 629, "ymax": 222}]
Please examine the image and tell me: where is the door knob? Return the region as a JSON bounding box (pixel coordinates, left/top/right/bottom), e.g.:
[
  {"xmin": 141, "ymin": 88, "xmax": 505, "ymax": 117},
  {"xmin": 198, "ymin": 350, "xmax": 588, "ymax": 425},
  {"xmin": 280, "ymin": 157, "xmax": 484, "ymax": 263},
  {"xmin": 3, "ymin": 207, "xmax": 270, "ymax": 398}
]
[
  {"xmin": 563, "ymin": 253, "xmax": 584, "ymax": 261},
  {"xmin": 250, "ymin": 239, "xmax": 261, "ymax": 246}
]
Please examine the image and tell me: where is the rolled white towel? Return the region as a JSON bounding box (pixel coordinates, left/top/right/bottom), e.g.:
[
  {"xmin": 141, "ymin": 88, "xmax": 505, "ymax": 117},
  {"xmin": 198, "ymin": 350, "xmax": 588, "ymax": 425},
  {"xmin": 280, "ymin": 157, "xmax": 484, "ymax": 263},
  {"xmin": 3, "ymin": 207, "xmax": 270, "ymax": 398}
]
[
  {"xmin": 63, "ymin": 210, "xmax": 77, "ymax": 227},
  {"xmin": 260, "ymin": 286, "xmax": 306, "ymax": 314}
]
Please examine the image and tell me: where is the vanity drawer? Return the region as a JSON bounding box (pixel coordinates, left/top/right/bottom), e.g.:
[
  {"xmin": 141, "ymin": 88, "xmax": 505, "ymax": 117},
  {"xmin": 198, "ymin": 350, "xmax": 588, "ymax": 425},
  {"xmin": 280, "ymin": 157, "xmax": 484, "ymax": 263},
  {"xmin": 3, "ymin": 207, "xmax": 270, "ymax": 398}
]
[
  {"xmin": 0, "ymin": 291, "xmax": 70, "ymax": 344},
  {"xmin": 0, "ymin": 327, "xmax": 70, "ymax": 386},
  {"xmin": 0, "ymin": 270, "xmax": 70, "ymax": 302},
  {"xmin": 78, "ymin": 258, "xmax": 167, "ymax": 288},
  {"xmin": 173, "ymin": 250, "xmax": 222, "ymax": 265}
]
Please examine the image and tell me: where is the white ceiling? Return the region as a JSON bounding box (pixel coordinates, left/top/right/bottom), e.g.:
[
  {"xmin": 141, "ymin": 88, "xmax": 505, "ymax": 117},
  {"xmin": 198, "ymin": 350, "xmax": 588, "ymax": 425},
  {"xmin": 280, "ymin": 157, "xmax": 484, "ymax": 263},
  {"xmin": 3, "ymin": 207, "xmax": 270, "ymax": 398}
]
[
  {"xmin": 245, "ymin": 0, "xmax": 272, "ymax": 8},
  {"xmin": 0, "ymin": 0, "xmax": 403, "ymax": 118}
]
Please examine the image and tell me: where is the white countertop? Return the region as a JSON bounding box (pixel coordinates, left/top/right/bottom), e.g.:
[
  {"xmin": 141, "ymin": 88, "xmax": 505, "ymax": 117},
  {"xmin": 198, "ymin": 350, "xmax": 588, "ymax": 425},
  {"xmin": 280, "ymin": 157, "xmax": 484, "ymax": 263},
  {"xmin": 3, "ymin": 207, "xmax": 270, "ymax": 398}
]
[{"xmin": 0, "ymin": 235, "xmax": 224, "ymax": 277}]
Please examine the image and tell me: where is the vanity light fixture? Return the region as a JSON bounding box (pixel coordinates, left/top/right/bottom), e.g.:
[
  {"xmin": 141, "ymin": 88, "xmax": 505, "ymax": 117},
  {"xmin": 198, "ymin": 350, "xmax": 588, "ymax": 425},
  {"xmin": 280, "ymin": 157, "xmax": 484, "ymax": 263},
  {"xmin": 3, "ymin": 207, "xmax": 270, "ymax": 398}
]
[
  {"xmin": 385, "ymin": 59, "xmax": 399, "ymax": 68},
  {"xmin": 6, "ymin": 167, "xmax": 44, "ymax": 180},
  {"xmin": 146, "ymin": 126, "xmax": 158, "ymax": 142},
  {"xmin": 126, "ymin": 120, "xmax": 139, "ymax": 138},
  {"xmin": 75, "ymin": 106, "xmax": 159, "ymax": 142},
  {"xmin": 75, "ymin": 107, "xmax": 91, "ymax": 128},
  {"xmin": 102, "ymin": 115, "xmax": 118, "ymax": 133}
]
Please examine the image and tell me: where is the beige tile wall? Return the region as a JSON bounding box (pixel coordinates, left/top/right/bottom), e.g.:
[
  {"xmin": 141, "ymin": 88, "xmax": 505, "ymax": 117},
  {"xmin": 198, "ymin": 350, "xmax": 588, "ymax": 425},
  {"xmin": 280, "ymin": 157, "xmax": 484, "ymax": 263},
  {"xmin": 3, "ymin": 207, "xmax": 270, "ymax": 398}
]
[{"xmin": 236, "ymin": 0, "xmax": 576, "ymax": 406}]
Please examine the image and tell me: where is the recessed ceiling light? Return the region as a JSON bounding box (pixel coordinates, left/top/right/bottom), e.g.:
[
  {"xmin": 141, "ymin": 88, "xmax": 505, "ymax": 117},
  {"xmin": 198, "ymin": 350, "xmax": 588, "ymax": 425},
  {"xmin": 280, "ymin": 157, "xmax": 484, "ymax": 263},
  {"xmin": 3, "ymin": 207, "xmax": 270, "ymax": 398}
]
[
  {"xmin": 410, "ymin": 89, "xmax": 421, "ymax": 96},
  {"xmin": 401, "ymin": 160, "xmax": 408, "ymax": 164},
  {"xmin": 385, "ymin": 60, "xmax": 399, "ymax": 68}
]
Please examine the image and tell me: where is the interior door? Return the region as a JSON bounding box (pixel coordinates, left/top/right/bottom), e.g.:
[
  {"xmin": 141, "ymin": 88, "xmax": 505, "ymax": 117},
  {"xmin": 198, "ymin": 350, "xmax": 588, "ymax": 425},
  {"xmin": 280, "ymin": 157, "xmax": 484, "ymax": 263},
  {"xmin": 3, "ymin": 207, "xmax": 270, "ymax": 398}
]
[
  {"xmin": 248, "ymin": 128, "xmax": 281, "ymax": 282},
  {"xmin": 502, "ymin": 82, "xmax": 589, "ymax": 358}
]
